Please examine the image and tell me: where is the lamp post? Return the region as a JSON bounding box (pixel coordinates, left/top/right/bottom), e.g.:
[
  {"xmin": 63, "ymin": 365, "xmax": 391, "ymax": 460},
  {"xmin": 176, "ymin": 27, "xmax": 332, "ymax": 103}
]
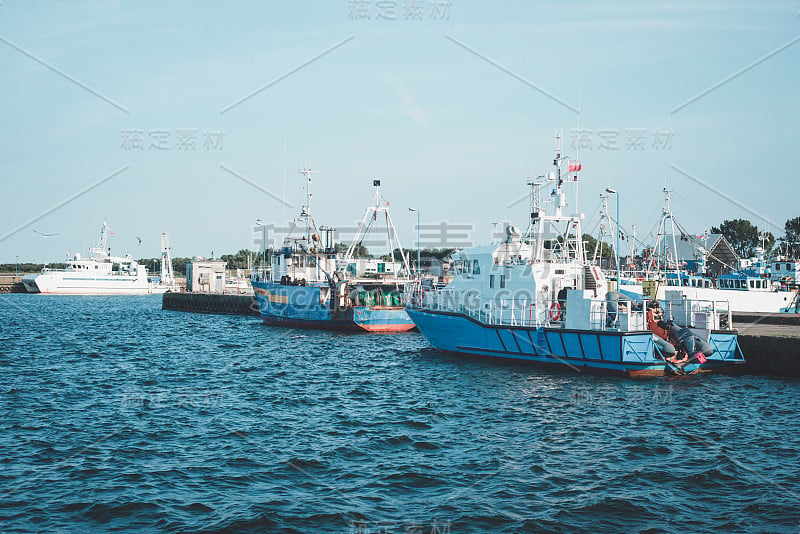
[
  {"xmin": 408, "ymin": 207, "xmax": 420, "ymax": 276},
  {"xmin": 15, "ymin": 255, "xmax": 19, "ymax": 278},
  {"xmin": 605, "ymin": 188, "xmax": 620, "ymax": 292}
]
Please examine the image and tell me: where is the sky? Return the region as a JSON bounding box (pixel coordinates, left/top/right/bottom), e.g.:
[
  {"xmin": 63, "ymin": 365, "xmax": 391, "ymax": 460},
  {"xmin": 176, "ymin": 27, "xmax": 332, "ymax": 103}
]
[{"xmin": 1, "ymin": 1, "xmax": 799, "ymax": 263}]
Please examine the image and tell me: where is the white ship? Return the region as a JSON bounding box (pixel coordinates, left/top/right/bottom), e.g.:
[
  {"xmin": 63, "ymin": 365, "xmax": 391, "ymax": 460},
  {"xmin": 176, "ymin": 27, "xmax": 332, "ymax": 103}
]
[{"xmin": 22, "ymin": 222, "xmax": 177, "ymax": 295}]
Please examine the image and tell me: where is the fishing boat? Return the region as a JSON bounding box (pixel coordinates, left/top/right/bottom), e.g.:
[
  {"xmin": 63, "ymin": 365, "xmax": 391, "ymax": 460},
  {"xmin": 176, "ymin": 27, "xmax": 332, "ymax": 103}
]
[
  {"xmin": 251, "ymin": 171, "xmax": 415, "ymax": 332},
  {"xmin": 613, "ymin": 190, "xmax": 798, "ymax": 313},
  {"xmin": 405, "ymin": 136, "xmax": 744, "ymax": 376},
  {"xmin": 22, "ymin": 222, "xmax": 172, "ymax": 295}
]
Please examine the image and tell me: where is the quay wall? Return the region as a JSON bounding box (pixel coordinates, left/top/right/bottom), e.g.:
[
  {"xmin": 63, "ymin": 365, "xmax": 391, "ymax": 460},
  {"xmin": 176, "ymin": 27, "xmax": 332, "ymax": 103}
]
[
  {"xmin": 0, "ymin": 276, "xmax": 27, "ymax": 293},
  {"xmin": 162, "ymin": 292, "xmax": 259, "ymax": 317}
]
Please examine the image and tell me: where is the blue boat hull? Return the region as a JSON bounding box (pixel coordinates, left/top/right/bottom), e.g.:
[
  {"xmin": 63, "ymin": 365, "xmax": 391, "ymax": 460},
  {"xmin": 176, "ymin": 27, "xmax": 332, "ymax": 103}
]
[
  {"xmin": 353, "ymin": 306, "xmax": 415, "ymax": 332},
  {"xmin": 252, "ymin": 281, "xmax": 414, "ymax": 332},
  {"xmin": 252, "ymin": 280, "xmax": 357, "ymax": 330},
  {"xmin": 406, "ymin": 307, "xmax": 744, "ymax": 377}
]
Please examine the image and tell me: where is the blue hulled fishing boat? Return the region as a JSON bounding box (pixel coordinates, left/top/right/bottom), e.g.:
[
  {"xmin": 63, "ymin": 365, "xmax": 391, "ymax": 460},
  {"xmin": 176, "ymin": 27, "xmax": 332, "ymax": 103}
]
[
  {"xmin": 405, "ymin": 136, "xmax": 744, "ymax": 376},
  {"xmin": 251, "ymin": 170, "xmax": 415, "ymax": 332}
]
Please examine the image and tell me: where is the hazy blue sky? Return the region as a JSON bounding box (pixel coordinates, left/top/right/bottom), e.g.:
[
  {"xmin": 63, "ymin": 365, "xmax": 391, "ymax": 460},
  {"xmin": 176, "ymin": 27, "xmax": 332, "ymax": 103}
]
[{"xmin": 2, "ymin": 1, "xmax": 798, "ymax": 263}]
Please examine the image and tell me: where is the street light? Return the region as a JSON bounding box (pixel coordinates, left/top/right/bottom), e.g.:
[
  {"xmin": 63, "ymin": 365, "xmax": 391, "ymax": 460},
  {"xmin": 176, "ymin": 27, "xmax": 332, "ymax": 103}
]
[
  {"xmin": 408, "ymin": 207, "xmax": 420, "ymax": 276},
  {"xmin": 605, "ymin": 188, "xmax": 620, "ymax": 292},
  {"xmin": 15, "ymin": 255, "xmax": 19, "ymax": 278}
]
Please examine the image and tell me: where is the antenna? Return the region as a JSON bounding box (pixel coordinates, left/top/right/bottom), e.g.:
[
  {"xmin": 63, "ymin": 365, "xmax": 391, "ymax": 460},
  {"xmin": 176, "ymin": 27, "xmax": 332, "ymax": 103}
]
[{"xmin": 298, "ymin": 167, "xmax": 319, "ymax": 245}]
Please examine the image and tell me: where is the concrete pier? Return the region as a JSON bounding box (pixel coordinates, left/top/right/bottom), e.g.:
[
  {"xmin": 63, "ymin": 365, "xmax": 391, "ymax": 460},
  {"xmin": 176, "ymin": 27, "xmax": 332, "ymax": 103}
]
[
  {"xmin": 162, "ymin": 292, "xmax": 259, "ymax": 317},
  {"xmin": 734, "ymin": 313, "xmax": 800, "ymax": 376},
  {"xmin": 0, "ymin": 275, "xmax": 27, "ymax": 293}
]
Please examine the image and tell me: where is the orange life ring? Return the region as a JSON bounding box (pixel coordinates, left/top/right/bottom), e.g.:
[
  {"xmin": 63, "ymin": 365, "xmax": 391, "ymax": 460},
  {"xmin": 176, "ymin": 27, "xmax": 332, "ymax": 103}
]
[{"xmin": 549, "ymin": 301, "xmax": 563, "ymax": 322}]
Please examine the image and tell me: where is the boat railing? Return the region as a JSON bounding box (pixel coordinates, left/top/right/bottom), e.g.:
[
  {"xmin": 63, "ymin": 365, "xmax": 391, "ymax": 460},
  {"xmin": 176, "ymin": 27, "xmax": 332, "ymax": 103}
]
[
  {"xmin": 409, "ymin": 284, "xmax": 735, "ymax": 332},
  {"xmin": 661, "ymin": 296, "xmax": 732, "ymax": 330}
]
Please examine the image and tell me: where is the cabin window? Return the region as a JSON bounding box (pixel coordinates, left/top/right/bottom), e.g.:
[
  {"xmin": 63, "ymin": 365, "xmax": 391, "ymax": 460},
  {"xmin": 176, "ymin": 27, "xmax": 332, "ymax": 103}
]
[
  {"xmin": 749, "ymin": 280, "xmax": 755, "ymax": 288},
  {"xmin": 788, "ymin": 264, "xmax": 792, "ymax": 270},
  {"xmin": 682, "ymin": 279, "xmax": 688, "ymax": 286},
  {"xmin": 705, "ymin": 280, "xmax": 710, "ymax": 288},
  {"xmin": 734, "ymin": 280, "xmax": 740, "ymax": 289},
  {"xmin": 472, "ymin": 260, "xmax": 480, "ymax": 275},
  {"xmin": 489, "ymin": 275, "xmax": 495, "ymax": 288},
  {"xmin": 776, "ymin": 264, "xmax": 781, "ymax": 270},
  {"xmin": 378, "ymin": 263, "xmax": 386, "ymax": 273},
  {"xmin": 500, "ymin": 275, "xmax": 506, "ymax": 288}
]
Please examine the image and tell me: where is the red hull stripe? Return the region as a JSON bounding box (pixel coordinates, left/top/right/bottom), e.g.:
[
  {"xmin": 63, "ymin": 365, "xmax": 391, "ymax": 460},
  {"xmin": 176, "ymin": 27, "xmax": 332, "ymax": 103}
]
[{"xmin": 356, "ymin": 323, "xmax": 416, "ymax": 333}]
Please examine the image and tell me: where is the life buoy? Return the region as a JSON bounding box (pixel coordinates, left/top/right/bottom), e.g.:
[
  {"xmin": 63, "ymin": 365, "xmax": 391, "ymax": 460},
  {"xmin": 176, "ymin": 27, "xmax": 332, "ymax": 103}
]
[{"xmin": 549, "ymin": 301, "xmax": 563, "ymax": 322}]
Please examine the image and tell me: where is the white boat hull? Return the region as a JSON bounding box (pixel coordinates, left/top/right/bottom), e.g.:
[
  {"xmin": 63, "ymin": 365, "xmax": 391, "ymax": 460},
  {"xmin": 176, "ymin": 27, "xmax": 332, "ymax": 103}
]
[
  {"xmin": 22, "ymin": 272, "xmax": 155, "ymax": 295},
  {"xmin": 619, "ymin": 284, "xmax": 795, "ymax": 313}
]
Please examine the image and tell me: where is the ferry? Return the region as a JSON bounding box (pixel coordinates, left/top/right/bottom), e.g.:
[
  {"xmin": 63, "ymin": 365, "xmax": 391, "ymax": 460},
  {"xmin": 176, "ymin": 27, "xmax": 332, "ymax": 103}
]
[
  {"xmin": 405, "ymin": 137, "xmax": 744, "ymax": 376},
  {"xmin": 22, "ymin": 223, "xmax": 176, "ymax": 295},
  {"xmin": 251, "ymin": 171, "xmax": 415, "ymax": 332}
]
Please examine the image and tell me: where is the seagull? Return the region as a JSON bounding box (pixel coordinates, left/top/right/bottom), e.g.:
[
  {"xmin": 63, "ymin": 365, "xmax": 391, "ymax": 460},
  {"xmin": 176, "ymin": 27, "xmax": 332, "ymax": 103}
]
[
  {"xmin": 136, "ymin": 237, "xmax": 142, "ymax": 245},
  {"xmin": 33, "ymin": 229, "xmax": 60, "ymax": 238}
]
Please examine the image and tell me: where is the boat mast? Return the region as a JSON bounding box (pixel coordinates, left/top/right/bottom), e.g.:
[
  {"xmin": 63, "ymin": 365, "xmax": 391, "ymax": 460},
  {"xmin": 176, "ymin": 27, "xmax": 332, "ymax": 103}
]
[{"xmin": 298, "ymin": 167, "xmax": 318, "ymax": 245}]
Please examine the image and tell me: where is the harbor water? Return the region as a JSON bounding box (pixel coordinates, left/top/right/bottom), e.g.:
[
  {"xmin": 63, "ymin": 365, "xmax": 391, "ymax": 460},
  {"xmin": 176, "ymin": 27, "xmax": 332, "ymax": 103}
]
[{"xmin": 1, "ymin": 295, "xmax": 798, "ymax": 533}]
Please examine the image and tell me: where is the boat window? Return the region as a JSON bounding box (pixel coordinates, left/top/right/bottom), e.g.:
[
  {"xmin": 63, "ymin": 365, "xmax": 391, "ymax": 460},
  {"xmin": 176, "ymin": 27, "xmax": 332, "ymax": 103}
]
[
  {"xmin": 500, "ymin": 275, "xmax": 506, "ymax": 288},
  {"xmin": 472, "ymin": 260, "xmax": 480, "ymax": 275},
  {"xmin": 705, "ymin": 280, "xmax": 710, "ymax": 288},
  {"xmin": 776, "ymin": 264, "xmax": 781, "ymax": 270},
  {"xmin": 734, "ymin": 280, "xmax": 740, "ymax": 289},
  {"xmin": 489, "ymin": 275, "xmax": 495, "ymax": 288},
  {"xmin": 682, "ymin": 279, "xmax": 688, "ymax": 286},
  {"xmin": 788, "ymin": 264, "xmax": 792, "ymax": 270},
  {"xmin": 378, "ymin": 263, "xmax": 386, "ymax": 273},
  {"xmin": 749, "ymin": 280, "xmax": 755, "ymax": 288}
]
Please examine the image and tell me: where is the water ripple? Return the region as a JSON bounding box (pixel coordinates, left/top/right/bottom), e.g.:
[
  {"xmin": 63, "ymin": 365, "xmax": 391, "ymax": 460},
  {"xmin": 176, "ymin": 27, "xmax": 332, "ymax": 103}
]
[{"xmin": 0, "ymin": 295, "xmax": 799, "ymax": 533}]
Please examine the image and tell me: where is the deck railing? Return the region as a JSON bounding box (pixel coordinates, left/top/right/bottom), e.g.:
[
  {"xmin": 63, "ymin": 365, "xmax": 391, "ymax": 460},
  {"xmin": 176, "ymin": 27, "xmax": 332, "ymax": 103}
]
[{"xmin": 407, "ymin": 285, "xmax": 733, "ymax": 332}]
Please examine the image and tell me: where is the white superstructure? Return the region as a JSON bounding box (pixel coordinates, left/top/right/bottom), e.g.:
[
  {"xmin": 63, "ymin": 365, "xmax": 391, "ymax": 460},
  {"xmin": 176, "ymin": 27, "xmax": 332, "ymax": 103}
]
[{"xmin": 22, "ymin": 222, "xmax": 167, "ymax": 295}]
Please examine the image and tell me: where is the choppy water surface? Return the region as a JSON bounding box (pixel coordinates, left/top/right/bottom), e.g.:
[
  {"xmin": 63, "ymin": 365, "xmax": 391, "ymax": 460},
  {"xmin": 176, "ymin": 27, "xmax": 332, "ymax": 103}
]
[{"xmin": 0, "ymin": 295, "xmax": 798, "ymax": 533}]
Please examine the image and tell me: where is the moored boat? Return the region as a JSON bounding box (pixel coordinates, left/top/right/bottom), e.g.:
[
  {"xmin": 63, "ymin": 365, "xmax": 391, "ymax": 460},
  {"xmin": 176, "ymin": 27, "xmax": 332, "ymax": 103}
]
[
  {"xmin": 405, "ymin": 136, "xmax": 744, "ymax": 376},
  {"xmin": 22, "ymin": 222, "xmax": 172, "ymax": 295},
  {"xmin": 251, "ymin": 171, "xmax": 415, "ymax": 332}
]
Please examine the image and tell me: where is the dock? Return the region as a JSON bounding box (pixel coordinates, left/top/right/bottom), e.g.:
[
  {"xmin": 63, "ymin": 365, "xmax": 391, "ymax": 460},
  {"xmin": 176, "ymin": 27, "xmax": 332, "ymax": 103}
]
[
  {"xmin": 162, "ymin": 292, "xmax": 259, "ymax": 317},
  {"xmin": 0, "ymin": 275, "xmax": 27, "ymax": 293},
  {"xmin": 733, "ymin": 312, "xmax": 800, "ymax": 376}
]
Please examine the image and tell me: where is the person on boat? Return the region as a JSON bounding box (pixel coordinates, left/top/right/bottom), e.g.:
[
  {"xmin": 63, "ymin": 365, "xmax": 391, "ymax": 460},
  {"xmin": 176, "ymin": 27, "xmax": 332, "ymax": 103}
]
[{"xmin": 646, "ymin": 303, "xmax": 689, "ymax": 366}]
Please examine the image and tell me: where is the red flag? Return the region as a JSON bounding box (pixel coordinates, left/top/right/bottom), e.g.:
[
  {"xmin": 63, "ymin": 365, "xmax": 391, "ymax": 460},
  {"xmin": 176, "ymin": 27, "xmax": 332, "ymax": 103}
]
[{"xmin": 568, "ymin": 161, "xmax": 582, "ymax": 172}]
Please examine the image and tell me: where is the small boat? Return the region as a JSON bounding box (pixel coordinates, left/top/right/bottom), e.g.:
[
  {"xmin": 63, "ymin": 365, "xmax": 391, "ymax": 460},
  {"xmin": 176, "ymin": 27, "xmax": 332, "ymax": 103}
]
[
  {"xmin": 405, "ymin": 135, "xmax": 744, "ymax": 376},
  {"xmin": 251, "ymin": 171, "xmax": 415, "ymax": 332},
  {"xmin": 23, "ymin": 222, "xmax": 174, "ymax": 295}
]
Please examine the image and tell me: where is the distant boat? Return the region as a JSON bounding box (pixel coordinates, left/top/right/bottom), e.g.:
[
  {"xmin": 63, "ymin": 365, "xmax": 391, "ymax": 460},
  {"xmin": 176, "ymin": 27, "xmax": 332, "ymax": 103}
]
[
  {"xmin": 611, "ymin": 190, "xmax": 798, "ymax": 313},
  {"xmin": 251, "ymin": 170, "xmax": 415, "ymax": 332},
  {"xmin": 23, "ymin": 222, "xmax": 177, "ymax": 295}
]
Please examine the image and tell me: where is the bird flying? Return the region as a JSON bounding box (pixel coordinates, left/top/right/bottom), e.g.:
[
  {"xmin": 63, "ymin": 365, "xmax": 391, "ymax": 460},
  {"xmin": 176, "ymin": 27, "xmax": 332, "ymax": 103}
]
[{"xmin": 33, "ymin": 229, "xmax": 60, "ymax": 238}]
